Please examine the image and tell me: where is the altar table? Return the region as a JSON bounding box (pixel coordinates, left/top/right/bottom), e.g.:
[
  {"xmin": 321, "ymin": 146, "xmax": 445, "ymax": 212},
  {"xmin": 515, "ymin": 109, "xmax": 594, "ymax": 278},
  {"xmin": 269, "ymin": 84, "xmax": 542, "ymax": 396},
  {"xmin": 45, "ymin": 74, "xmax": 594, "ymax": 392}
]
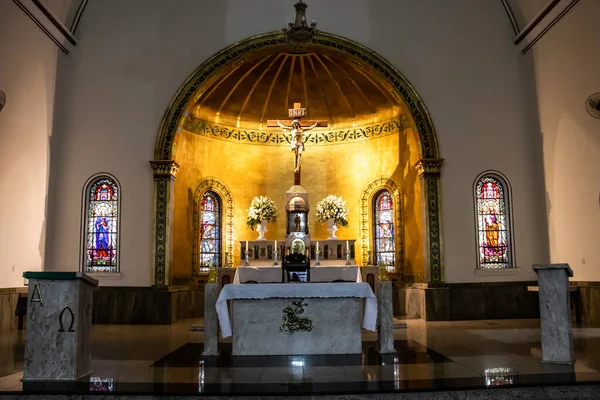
[
  {"xmin": 233, "ymin": 265, "xmax": 361, "ymax": 284},
  {"xmin": 216, "ymin": 283, "xmax": 377, "ymax": 355}
]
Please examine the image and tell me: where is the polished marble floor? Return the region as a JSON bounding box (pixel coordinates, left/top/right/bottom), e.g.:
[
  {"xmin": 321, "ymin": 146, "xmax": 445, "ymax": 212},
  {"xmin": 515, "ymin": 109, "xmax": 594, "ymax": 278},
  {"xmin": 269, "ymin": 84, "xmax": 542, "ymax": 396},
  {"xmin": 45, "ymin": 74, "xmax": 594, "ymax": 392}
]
[{"xmin": 1, "ymin": 318, "xmax": 600, "ymax": 396}]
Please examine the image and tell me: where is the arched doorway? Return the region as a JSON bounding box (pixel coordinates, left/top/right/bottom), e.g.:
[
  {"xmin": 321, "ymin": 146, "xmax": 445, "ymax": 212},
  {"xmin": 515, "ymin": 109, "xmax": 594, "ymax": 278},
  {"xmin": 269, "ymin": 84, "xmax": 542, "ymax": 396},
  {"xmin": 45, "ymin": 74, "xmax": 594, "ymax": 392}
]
[{"xmin": 150, "ymin": 30, "xmax": 443, "ymax": 287}]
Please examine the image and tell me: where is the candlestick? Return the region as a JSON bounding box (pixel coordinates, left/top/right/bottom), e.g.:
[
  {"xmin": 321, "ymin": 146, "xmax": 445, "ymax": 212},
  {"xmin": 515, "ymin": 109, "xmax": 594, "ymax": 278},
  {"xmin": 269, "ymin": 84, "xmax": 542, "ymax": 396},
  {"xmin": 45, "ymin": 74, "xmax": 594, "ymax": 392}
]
[
  {"xmin": 272, "ymin": 250, "xmax": 279, "ymax": 266},
  {"xmin": 344, "ymin": 249, "xmax": 351, "ymax": 266},
  {"xmin": 315, "ymin": 250, "xmax": 322, "ymax": 266},
  {"xmin": 244, "ymin": 250, "xmax": 250, "ymax": 266}
]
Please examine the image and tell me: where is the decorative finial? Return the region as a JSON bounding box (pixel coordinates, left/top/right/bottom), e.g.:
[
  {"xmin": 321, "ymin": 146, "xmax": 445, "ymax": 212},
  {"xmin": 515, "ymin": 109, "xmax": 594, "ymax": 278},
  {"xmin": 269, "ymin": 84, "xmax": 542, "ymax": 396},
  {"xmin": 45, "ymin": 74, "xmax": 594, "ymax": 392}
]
[{"xmin": 283, "ymin": 0, "xmax": 317, "ymax": 43}]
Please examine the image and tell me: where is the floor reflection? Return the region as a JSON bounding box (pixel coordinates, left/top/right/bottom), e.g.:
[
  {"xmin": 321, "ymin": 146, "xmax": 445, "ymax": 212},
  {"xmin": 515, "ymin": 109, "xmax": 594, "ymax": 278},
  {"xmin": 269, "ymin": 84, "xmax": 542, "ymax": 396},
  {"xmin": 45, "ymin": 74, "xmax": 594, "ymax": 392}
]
[{"xmin": 1, "ymin": 318, "xmax": 600, "ymax": 396}]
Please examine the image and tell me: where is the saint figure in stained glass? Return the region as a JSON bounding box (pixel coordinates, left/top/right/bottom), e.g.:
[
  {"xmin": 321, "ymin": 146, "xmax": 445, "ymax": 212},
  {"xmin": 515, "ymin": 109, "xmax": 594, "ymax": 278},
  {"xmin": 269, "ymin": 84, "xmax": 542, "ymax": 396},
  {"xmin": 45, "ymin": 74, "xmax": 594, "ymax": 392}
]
[
  {"xmin": 199, "ymin": 191, "xmax": 222, "ymax": 272},
  {"xmin": 373, "ymin": 191, "xmax": 395, "ymax": 271},
  {"xmin": 476, "ymin": 176, "xmax": 510, "ymax": 269},
  {"xmin": 85, "ymin": 178, "xmax": 119, "ymax": 273}
]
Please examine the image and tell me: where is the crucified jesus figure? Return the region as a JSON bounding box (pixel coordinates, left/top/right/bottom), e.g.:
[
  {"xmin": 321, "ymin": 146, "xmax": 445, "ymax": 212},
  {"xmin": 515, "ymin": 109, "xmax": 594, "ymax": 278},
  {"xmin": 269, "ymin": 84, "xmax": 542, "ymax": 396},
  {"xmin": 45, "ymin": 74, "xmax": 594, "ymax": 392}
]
[{"xmin": 277, "ymin": 119, "xmax": 319, "ymax": 173}]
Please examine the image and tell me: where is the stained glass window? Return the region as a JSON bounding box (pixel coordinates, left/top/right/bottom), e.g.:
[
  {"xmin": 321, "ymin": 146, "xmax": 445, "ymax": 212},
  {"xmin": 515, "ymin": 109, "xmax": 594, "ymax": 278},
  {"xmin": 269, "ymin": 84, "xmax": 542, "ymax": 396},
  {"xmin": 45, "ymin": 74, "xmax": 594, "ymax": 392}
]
[
  {"xmin": 476, "ymin": 176, "xmax": 511, "ymax": 269},
  {"xmin": 374, "ymin": 190, "xmax": 395, "ymax": 272},
  {"xmin": 199, "ymin": 191, "xmax": 221, "ymax": 272},
  {"xmin": 85, "ymin": 178, "xmax": 119, "ymax": 273}
]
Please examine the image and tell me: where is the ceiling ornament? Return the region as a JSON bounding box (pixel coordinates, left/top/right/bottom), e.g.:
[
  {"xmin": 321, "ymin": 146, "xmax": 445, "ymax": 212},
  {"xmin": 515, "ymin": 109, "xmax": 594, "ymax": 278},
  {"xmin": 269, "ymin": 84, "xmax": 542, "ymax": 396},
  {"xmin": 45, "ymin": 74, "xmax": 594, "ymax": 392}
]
[{"xmin": 284, "ymin": 0, "xmax": 317, "ymax": 44}]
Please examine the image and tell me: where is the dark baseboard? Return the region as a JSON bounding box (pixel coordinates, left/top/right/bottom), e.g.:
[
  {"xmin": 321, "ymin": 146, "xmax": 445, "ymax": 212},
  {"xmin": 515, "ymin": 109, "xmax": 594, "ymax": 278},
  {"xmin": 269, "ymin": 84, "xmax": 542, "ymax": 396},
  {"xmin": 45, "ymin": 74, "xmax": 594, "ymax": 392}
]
[
  {"xmin": 393, "ymin": 281, "xmax": 540, "ymax": 321},
  {"xmin": 0, "ymin": 288, "xmax": 27, "ymax": 333},
  {"xmin": 92, "ymin": 286, "xmax": 204, "ymax": 325}
]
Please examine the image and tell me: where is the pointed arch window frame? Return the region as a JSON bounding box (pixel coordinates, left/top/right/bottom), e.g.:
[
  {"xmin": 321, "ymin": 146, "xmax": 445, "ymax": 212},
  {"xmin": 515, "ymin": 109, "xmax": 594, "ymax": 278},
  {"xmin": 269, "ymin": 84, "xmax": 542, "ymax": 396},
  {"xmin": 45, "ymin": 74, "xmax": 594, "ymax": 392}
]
[
  {"xmin": 473, "ymin": 171, "xmax": 516, "ymax": 270},
  {"xmin": 80, "ymin": 173, "xmax": 122, "ymax": 274},
  {"xmin": 192, "ymin": 178, "xmax": 235, "ymax": 276},
  {"xmin": 360, "ymin": 177, "xmax": 403, "ymax": 275}
]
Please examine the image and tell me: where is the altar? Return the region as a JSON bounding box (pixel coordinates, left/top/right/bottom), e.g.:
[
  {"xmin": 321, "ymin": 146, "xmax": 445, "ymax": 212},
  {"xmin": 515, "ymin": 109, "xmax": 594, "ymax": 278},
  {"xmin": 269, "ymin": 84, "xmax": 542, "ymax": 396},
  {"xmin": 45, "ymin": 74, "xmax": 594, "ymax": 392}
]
[
  {"xmin": 207, "ymin": 102, "xmax": 379, "ymax": 356},
  {"xmin": 216, "ymin": 282, "xmax": 377, "ymax": 355}
]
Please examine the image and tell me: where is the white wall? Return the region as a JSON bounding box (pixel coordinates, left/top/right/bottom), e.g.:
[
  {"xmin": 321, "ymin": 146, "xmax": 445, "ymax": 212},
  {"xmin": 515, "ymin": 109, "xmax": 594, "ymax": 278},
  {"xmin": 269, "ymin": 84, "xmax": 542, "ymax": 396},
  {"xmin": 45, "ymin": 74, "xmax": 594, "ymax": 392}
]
[
  {"xmin": 532, "ymin": 0, "xmax": 600, "ymax": 281},
  {"xmin": 0, "ymin": 2, "xmax": 63, "ymax": 288},
  {"xmin": 44, "ymin": 0, "xmax": 549, "ymax": 285}
]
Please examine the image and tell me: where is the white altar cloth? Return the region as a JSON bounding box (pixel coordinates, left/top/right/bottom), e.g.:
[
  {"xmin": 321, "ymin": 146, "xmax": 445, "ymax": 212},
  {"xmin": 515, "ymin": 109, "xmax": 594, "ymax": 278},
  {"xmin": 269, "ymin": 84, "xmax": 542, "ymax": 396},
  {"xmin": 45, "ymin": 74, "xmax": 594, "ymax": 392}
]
[
  {"xmin": 216, "ymin": 282, "xmax": 377, "ymax": 338},
  {"xmin": 233, "ymin": 265, "xmax": 361, "ymax": 284}
]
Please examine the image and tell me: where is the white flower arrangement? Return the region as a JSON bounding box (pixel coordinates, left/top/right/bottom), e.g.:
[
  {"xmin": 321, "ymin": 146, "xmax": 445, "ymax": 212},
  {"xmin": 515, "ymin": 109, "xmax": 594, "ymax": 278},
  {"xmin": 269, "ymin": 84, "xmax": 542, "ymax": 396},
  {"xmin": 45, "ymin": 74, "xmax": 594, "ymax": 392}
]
[
  {"xmin": 246, "ymin": 196, "xmax": 279, "ymax": 229},
  {"xmin": 315, "ymin": 195, "xmax": 350, "ymax": 227}
]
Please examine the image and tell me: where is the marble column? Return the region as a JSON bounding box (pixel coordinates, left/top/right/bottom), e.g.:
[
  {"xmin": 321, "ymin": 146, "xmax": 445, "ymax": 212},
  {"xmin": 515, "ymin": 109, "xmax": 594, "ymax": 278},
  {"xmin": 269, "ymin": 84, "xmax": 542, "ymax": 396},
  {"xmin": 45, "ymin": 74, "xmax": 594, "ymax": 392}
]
[
  {"xmin": 533, "ymin": 263, "xmax": 574, "ymax": 364},
  {"xmin": 202, "ymin": 283, "xmax": 220, "ymax": 356},
  {"xmin": 415, "ymin": 159, "xmax": 444, "ymax": 283},
  {"xmin": 378, "ymin": 281, "xmax": 395, "ymax": 353},
  {"xmin": 22, "ymin": 272, "xmax": 98, "ymax": 380},
  {"xmin": 150, "ymin": 160, "xmax": 179, "ymax": 288}
]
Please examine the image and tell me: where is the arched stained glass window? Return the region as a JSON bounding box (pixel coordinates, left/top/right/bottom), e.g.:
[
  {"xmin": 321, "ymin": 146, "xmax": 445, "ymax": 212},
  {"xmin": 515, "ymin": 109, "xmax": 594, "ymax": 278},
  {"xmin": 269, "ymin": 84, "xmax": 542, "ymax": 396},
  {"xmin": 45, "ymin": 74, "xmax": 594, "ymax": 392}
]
[
  {"xmin": 373, "ymin": 190, "xmax": 395, "ymax": 271},
  {"xmin": 199, "ymin": 191, "xmax": 221, "ymax": 272},
  {"xmin": 84, "ymin": 177, "xmax": 119, "ymax": 273},
  {"xmin": 475, "ymin": 175, "xmax": 512, "ymax": 269}
]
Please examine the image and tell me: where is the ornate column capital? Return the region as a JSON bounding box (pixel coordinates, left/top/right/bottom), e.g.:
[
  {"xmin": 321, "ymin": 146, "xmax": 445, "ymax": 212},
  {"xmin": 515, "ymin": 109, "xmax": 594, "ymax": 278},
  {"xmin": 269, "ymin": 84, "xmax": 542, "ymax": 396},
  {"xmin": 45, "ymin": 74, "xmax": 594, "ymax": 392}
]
[
  {"xmin": 150, "ymin": 160, "xmax": 180, "ymax": 178},
  {"xmin": 415, "ymin": 158, "xmax": 444, "ymax": 177}
]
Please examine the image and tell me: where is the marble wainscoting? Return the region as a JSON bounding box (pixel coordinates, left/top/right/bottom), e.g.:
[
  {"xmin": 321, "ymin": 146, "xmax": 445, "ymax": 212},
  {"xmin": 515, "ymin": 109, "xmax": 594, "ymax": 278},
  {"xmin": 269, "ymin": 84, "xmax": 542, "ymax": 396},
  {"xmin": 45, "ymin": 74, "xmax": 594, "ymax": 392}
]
[
  {"xmin": 0, "ymin": 288, "xmax": 27, "ymax": 334},
  {"xmin": 393, "ymin": 281, "xmax": 540, "ymax": 321},
  {"xmin": 92, "ymin": 286, "xmax": 204, "ymax": 325}
]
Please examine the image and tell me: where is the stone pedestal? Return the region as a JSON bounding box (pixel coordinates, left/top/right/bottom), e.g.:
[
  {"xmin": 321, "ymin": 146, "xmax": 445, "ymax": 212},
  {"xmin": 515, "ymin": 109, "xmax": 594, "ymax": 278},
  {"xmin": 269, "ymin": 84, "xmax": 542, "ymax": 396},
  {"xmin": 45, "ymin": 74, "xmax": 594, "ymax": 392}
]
[
  {"xmin": 533, "ymin": 264, "xmax": 574, "ymax": 364},
  {"xmin": 22, "ymin": 272, "xmax": 98, "ymax": 380},
  {"xmin": 378, "ymin": 281, "xmax": 395, "ymax": 353},
  {"xmin": 202, "ymin": 283, "xmax": 219, "ymax": 356}
]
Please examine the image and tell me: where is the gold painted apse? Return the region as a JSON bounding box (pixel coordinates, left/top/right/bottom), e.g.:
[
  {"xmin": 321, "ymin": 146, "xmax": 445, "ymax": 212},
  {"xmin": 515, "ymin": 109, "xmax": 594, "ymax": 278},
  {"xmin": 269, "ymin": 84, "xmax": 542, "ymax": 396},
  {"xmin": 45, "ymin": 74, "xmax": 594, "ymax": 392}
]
[{"xmin": 170, "ymin": 45, "xmax": 426, "ymax": 282}]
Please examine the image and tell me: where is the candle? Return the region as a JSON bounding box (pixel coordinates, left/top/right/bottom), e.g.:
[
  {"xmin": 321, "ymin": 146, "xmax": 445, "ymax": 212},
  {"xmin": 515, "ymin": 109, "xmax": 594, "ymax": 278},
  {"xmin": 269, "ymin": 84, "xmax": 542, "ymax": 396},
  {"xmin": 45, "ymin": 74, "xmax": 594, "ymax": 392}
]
[
  {"xmin": 275, "ymin": 240, "xmax": 278, "ymax": 249},
  {"xmin": 245, "ymin": 241, "xmax": 248, "ymax": 252},
  {"xmin": 316, "ymin": 241, "xmax": 319, "ymax": 252},
  {"xmin": 346, "ymin": 240, "xmax": 349, "ymax": 251}
]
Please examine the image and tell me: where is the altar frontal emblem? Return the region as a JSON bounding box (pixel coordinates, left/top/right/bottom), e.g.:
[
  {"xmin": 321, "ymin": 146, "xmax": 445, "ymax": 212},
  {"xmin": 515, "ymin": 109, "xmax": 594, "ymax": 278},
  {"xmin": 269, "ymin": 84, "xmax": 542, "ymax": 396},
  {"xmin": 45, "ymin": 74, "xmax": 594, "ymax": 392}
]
[{"xmin": 279, "ymin": 298, "xmax": 313, "ymax": 334}]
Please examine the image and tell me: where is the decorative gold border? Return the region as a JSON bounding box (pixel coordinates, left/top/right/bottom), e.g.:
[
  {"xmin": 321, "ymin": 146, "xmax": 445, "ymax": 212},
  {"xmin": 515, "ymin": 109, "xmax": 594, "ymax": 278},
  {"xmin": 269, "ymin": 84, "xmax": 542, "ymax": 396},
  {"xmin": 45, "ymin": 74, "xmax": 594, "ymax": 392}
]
[
  {"xmin": 360, "ymin": 177, "xmax": 403, "ymax": 275},
  {"xmin": 182, "ymin": 115, "xmax": 408, "ymax": 146},
  {"xmin": 191, "ymin": 178, "xmax": 235, "ymax": 276}
]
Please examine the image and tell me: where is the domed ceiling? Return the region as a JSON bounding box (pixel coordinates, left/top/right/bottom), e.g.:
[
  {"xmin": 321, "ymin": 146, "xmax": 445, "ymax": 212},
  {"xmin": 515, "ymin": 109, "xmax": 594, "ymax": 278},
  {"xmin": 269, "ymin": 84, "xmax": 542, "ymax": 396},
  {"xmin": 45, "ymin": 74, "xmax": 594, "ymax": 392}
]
[{"xmin": 183, "ymin": 46, "xmax": 406, "ymax": 132}]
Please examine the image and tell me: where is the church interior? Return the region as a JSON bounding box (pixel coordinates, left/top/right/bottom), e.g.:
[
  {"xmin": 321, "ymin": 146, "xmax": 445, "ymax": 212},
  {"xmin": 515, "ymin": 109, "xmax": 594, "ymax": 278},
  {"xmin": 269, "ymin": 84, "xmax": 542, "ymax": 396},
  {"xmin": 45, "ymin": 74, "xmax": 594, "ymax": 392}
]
[{"xmin": 1, "ymin": 0, "xmax": 600, "ymax": 398}]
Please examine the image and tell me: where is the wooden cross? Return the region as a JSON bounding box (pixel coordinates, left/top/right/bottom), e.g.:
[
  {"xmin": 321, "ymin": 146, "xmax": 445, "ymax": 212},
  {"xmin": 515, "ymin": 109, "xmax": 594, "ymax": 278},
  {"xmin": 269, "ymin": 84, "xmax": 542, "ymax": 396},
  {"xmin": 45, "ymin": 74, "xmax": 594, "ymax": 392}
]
[{"xmin": 267, "ymin": 103, "xmax": 328, "ymax": 185}]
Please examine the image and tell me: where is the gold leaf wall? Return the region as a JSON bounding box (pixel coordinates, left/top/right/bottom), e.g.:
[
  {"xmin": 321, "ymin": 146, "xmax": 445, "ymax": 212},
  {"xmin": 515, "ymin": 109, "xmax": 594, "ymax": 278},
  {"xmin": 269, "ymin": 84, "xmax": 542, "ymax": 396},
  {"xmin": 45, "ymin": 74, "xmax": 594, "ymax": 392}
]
[{"xmin": 172, "ymin": 123, "xmax": 425, "ymax": 280}]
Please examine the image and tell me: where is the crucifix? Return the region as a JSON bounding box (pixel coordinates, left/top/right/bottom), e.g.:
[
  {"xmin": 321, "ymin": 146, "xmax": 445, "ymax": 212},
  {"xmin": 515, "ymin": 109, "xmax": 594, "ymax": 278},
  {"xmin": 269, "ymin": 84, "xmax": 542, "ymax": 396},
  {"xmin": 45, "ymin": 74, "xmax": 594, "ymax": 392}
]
[{"xmin": 267, "ymin": 103, "xmax": 328, "ymax": 185}]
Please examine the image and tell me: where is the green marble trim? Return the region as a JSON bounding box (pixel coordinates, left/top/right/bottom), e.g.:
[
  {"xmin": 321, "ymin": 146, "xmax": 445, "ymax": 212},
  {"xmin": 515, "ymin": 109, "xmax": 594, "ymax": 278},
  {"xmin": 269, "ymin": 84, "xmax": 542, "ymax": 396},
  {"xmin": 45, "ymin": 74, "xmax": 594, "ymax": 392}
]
[
  {"xmin": 22, "ymin": 272, "xmax": 98, "ymax": 286},
  {"xmin": 155, "ymin": 30, "xmax": 439, "ymax": 161}
]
